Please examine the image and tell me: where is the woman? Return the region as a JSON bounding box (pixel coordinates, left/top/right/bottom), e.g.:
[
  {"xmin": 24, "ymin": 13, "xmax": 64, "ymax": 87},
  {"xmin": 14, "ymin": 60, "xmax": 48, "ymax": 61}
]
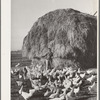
[
  {"xmin": 41, "ymin": 48, "xmax": 53, "ymax": 71},
  {"xmin": 23, "ymin": 67, "xmax": 28, "ymax": 79}
]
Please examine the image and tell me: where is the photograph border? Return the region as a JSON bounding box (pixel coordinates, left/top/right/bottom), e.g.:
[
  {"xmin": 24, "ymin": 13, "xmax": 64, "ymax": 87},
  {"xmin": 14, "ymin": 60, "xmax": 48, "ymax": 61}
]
[{"xmin": 1, "ymin": 0, "xmax": 99, "ymax": 100}]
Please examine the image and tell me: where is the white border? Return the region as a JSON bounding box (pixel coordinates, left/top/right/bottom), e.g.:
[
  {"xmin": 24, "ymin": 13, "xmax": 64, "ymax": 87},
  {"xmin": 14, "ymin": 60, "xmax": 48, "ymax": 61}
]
[
  {"xmin": 1, "ymin": 0, "xmax": 11, "ymax": 100},
  {"xmin": 97, "ymin": 0, "xmax": 99, "ymax": 100}
]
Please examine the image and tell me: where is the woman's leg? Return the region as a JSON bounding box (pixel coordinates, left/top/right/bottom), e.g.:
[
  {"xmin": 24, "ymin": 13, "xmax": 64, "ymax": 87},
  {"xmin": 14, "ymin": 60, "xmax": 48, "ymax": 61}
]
[{"xmin": 45, "ymin": 60, "xmax": 48, "ymax": 71}]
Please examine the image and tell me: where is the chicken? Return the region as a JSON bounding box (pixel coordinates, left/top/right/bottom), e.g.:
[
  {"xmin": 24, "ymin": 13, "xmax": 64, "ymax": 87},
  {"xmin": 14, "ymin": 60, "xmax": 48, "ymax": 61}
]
[
  {"xmin": 19, "ymin": 88, "xmax": 36, "ymax": 100},
  {"xmin": 72, "ymin": 77, "xmax": 81, "ymax": 85},
  {"xmin": 11, "ymin": 69, "xmax": 14, "ymax": 74},
  {"xmin": 79, "ymin": 73, "xmax": 86, "ymax": 79},
  {"xmin": 73, "ymin": 86, "xmax": 80, "ymax": 96},
  {"xmin": 49, "ymin": 88, "xmax": 60, "ymax": 99},
  {"xmin": 66, "ymin": 87, "xmax": 75, "ymax": 97},
  {"xmin": 62, "ymin": 87, "xmax": 71, "ymax": 98},
  {"xmin": 88, "ymin": 82, "xmax": 97, "ymax": 93},
  {"xmin": 40, "ymin": 82, "xmax": 48, "ymax": 89},
  {"xmin": 63, "ymin": 78, "xmax": 72, "ymax": 89},
  {"xmin": 75, "ymin": 80, "xmax": 82, "ymax": 87},
  {"xmin": 66, "ymin": 95, "xmax": 74, "ymax": 100},
  {"xmin": 18, "ymin": 85, "xmax": 23, "ymax": 94},
  {"xmin": 69, "ymin": 72, "xmax": 76, "ymax": 78},
  {"xmin": 87, "ymin": 75, "xmax": 96, "ymax": 83},
  {"xmin": 86, "ymin": 69, "xmax": 97, "ymax": 74},
  {"xmin": 16, "ymin": 81, "xmax": 23, "ymax": 86},
  {"xmin": 62, "ymin": 68, "xmax": 67, "ymax": 74},
  {"xmin": 15, "ymin": 63, "xmax": 20, "ymax": 67},
  {"xmin": 75, "ymin": 72, "xmax": 80, "ymax": 78},
  {"xmin": 30, "ymin": 79, "xmax": 40, "ymax": 90},
  {"xmin": 43, "ymin": 69, "xmax": 50, "ymax": 76},
  {"xmin": 49, "ymin": 68, "xmax": 56, "ymax": 76},
  {"xmin": 77, "ymin": 68, "xmax": 81, "ymax": 74},
  {"xmin": 19, "ymin": 74, "xmax": 22, "ymax": 79},
  {"xmin": 44, "ymin": 89, "xmax": 52, "ymax": 97}
]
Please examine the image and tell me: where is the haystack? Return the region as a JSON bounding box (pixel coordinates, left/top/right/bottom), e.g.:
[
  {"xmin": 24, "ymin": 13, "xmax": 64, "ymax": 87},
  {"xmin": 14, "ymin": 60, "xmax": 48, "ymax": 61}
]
[{"xmin": 22, "ymin": 8, "xmax": 97, "ymax": 69}]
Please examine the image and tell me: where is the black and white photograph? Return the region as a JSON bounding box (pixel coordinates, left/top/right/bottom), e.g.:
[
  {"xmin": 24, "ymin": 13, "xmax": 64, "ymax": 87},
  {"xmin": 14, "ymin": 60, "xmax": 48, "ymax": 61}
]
[{"xmin": 10, "ymin": 0, "xmax": 98, "ymax": 100}]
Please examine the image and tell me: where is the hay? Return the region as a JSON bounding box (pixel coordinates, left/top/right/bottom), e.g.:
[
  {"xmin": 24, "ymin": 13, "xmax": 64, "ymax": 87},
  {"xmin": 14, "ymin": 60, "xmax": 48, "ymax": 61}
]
[{"xmin": 22, "ymin": 8, "xmax": 97, "ymax": 69}]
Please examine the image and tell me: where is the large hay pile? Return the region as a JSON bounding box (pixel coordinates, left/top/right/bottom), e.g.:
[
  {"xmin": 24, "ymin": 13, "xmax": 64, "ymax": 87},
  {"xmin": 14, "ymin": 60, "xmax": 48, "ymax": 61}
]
[{"xmin": 22, "ymin": 8, "xmax": 97, "ymax": 69}]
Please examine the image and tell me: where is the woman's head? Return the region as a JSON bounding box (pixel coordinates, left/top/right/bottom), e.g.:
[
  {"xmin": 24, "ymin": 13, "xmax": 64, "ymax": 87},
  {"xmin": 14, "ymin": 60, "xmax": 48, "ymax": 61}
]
[{"xmin": 23, "ymin": 67, "xmax": 28, "ymax": 79}]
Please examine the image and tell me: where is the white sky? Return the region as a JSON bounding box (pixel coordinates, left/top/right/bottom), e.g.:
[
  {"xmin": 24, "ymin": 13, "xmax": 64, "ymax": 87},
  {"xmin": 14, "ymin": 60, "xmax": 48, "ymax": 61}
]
[{"xmin": 11, "ymin": 0, "xmax": 97, "ymax": 51}]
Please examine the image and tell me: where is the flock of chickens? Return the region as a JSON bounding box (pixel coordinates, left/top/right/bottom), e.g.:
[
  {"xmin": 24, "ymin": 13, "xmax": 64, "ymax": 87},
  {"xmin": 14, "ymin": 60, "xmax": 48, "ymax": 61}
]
[{"xmin": 11, "ymin": 63, "xmax": 97, "ymax": 100}]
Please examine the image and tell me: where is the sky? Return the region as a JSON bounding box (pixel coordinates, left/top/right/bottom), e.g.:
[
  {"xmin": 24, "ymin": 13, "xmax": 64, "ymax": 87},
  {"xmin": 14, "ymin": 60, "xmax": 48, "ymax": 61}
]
[{"xmin": 11, "ymin": 0, "xmax": 97, "ymax": 51}]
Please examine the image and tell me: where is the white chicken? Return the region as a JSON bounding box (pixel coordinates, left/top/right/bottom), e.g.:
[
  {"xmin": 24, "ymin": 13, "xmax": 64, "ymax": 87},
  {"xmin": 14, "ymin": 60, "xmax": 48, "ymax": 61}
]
[
  {"xmin": 49, "ymin": 68, "xmax": 56, "ymax": 76},
  {"xmin": 49, "ymin": 88, "xmax": 60, "ymax": 99},
  {"xmin": 87, "ymin": 75, "xmax": 96, "ymax": 83},
  {"xmin": 79, "ymin": 73, "xmax": 86, "ymax": 79},
  {"xmin": 77, "ymin": 68, "xmax": 81, "ymax": 74},
  {"xmin": 11, "ymin": 69, "xmax": 14, "ymax": 74},
  {"xmin": 73, "ymin": 86, "xmax": 80, "ymax": 96},
  {"xmin": 15, "ymin": 63, "xmax": 20, "ymax": 67},
  {"xmin": 63, "ymin": 78, "xmax": 72, "ymax": 89},
  {"xmin": 44, "ymin": 89, "xmax": 52, "ymax": 97},
  {"xmin": 88, "ymin": 82, "xmax": 97, "ymax": 93},
  {"xmin": 66, "ymin": 87, "xmax": 75, "ymax": 97},
  {"xmin": 43, "ymin": 69, "xmax": 50, "ymax": 76},
  {"xmin": 75, "ymin": 80, "xmax": 82, "ymax": 87},
  {"xmin": 19, "ymin": 74, "xmax": 22, "ymax": 79},
  {"xmin": 16, "ymin": 81, "xmax": 23, "ymax": 86},
  {"xmin": 72, "ymin": 77, "xmax": 81, "ymax": 85},
  {"xmin": 86, "ymin": 69, "xmax": 97, "ymax": 74},
  {"xmin": 19, "ymin": 86, "xmax": 36, "ymax": 100}
]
